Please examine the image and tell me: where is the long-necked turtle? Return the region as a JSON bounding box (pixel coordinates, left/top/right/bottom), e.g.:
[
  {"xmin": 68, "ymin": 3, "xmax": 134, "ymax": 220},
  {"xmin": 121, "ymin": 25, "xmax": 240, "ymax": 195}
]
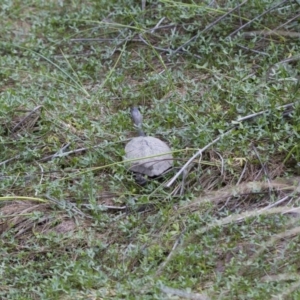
[{"xmin": 124, "ymin": 107, "xmax": 173, "ymax": 183}]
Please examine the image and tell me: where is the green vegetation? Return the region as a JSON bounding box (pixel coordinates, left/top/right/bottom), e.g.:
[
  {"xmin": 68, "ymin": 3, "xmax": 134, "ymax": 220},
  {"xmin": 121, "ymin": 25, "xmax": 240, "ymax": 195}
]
[{"xmin": 1, "ymin": 0, "xmax": 300, "ymax": 299}]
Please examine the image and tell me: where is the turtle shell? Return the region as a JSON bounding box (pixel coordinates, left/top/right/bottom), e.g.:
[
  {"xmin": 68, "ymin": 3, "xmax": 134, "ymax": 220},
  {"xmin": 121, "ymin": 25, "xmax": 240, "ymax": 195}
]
[{"xmin": 124, "ymin": 136, "xmax": 173, "ymax": 177}]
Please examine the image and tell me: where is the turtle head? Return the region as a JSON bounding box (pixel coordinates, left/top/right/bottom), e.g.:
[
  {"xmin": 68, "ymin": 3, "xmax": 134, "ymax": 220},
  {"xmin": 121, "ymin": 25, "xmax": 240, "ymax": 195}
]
[
  {"xmin": 130, "ymin": 107, "xmax": 145, "ymax": 136},
  {"xmin": 130, "ymin": 107, "xmax": 143, "ymax": 127}
]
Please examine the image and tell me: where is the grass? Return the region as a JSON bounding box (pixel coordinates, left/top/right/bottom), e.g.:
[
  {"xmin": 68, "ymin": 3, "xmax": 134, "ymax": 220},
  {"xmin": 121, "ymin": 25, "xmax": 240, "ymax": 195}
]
[{"xmin": 1, "ymin": 0, "xmax": 300, "ymax": 299}]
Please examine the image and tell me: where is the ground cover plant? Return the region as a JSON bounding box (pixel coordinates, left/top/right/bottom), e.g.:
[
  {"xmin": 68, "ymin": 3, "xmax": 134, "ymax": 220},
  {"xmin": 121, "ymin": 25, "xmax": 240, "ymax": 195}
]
[{"xmin": 1, "ymin": 0, "xmax": 300, "ymax": 299}]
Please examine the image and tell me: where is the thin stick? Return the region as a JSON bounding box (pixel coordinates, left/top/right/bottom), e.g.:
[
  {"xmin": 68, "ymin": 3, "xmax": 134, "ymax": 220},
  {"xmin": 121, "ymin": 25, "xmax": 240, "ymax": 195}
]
[
  {"xmin": 0, "ymin": 155, "xmax": 20, "ymax": 166},
  {"xmin": 166, "ymin": 102, "xmax": 295, "ymax": 188},
  {"xmin": 260, "ymin": 194, "xmax": 290, "ymax": 211},
  {"xmin": 150, "ymin": 17, "xmax": 166, "ymax": 33},
  {"xmin": 236, "ymin": 161, "xmax": 248, "ymax": 185},
  {"xmin": 80, "ymin": 204, "xmax": 127, "ymax": 210},
  {"xmin": 171, "ymin": 0, "xmax": 248, "ymax": 56},
  {"xmin": 155, "ymin": 229, "xmax": 185, "ymax": 276},
  {"xmin": 12, "ymin": 105, "xmax": 43, "ymax": 132},
  {"xmin": 45, "ymin": 195, "xmax": 91, "ymax": 218},
  {"xmin": 236, "ymin": 103, "xmax": 294, "ymax": 122},
  {"xmin": 39, "ymin": 144, "xmax": 102, "ymax": 162},
  {"xmin": 242, "ymin": 30, "xmax": 300, "ymax": 39},
  {"xmin": 51, "ymin": 143, "xmax": 71, "ymax": 160},
  {"xmin": 166, "ymin": 128, "xmax": 234, "ymax": 187},
  {"xmin": 227, "ymin": 0, "xmax": 288, "ymax": 38}
]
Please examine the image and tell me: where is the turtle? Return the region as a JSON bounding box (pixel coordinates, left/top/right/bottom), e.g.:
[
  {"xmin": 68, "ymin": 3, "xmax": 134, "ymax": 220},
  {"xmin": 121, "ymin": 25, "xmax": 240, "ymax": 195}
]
[{"xmin": 124, "ymin": 107, "xmax": 173, "ymax": 184}]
